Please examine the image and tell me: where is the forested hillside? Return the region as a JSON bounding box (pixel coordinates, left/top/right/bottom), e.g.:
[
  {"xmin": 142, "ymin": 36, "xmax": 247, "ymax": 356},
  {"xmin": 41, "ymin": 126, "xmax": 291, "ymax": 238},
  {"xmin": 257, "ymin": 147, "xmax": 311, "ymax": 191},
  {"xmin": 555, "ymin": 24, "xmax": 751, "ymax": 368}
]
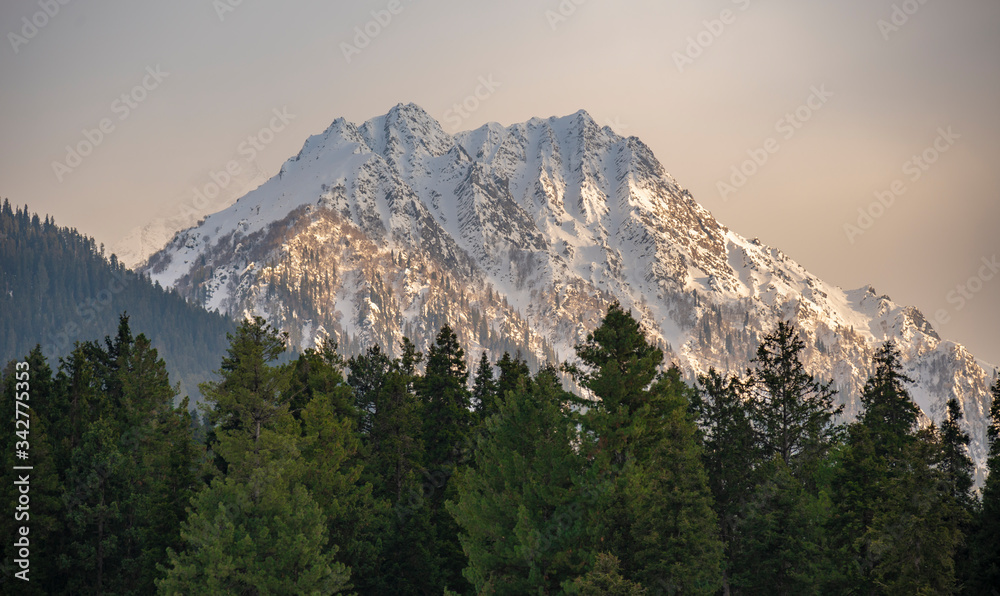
[{"xmin": 0, "ymin": 201, "xmax": 234, "ymax": 399}]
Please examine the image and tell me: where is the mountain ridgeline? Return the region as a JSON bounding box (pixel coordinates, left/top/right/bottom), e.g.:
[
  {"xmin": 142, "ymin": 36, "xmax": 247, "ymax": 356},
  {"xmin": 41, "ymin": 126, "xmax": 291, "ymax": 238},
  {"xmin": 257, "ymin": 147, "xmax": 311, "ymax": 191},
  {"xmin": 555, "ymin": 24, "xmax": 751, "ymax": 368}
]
[
  {"xmin": 0, "ymin": 200, "xmax": 235, "ymax": 399},
  {"xmin": 141, "ymin": 103, "xmax": 997, "ymax": 478}
]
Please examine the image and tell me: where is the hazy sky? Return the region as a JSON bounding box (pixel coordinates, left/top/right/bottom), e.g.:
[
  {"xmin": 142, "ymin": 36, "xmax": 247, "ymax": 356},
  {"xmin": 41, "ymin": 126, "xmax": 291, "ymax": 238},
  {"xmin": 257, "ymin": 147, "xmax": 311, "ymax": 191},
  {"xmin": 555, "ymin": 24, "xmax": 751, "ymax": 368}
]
[{"xmin": 2, "ymin": 0, "xmax": 998, "ymax": 365}]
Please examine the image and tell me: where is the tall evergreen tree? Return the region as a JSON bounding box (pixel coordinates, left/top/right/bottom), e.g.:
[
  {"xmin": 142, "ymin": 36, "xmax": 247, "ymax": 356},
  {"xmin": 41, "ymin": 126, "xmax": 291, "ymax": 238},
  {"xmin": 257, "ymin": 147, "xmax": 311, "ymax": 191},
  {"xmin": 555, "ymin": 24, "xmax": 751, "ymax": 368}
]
[
  {"xmin": 160, "ymin": 316, "xmax": 352, "ymax": 594},
  {"xmin": 566, "ymin": 302, "xmax": 723, "ymax": 593},
  {"xmin": 200, "ymin": 316, "xmax": 292, "ymax": 477},
  {"xmin": 830, "ymin": 340, "xmax": 962, "ymax": 594},
  {"xmin": 450, "ymin": 366, "xmax": 588, "ymax": 594},
  {"xmin": 746, "ymin": 320, "xmax": 842, "ymax": 472},
  {"xmin": 415, "ymin": 325, "xmax": 474, "ymax": 593},
  {"xmin": 940, "ymin": 397, "xmax": 975, "ymax": 510},
  {"xmin": 966, "ymin": 376, "xmax": 1000, "ymax": 594},
  {"xmin": 729, "ymin": 320, "xmax": 842, "ymax": 594},
  {"xmin": 471, "ymin": 351, "xmax": 498, "ymax": 422},
  {"xmin": 495, "ymin": 351, "xmax": 531, "ymax": 404},
  {"xmin": 692, "ymin": 369, "xmax": 757, "ymax": 594}
]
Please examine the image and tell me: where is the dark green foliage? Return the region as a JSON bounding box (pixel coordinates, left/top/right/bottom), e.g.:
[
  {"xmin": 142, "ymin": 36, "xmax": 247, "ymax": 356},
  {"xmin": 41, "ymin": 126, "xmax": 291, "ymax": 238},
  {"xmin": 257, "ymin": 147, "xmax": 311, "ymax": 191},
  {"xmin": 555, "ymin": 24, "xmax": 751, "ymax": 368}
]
[
  {"xmin": 495, "ymin": 351, "xmax": 531, "ymax": 403},
  {"xmin": 567, "ymin": 553, "xmax": 648, "ymax": 595},
  {"xmin": 830, "ymin": 341, "xmax": 964, "ymax": 594},
  {"xmin": 0, "ymin": 202, "xmax": 234, "ymax": 401},
  {"xmin": 965, "ymin": 376, "xmax": 1000, "ymax": 594},
  {"xmin": 729, "ymin": 457, "xmax": 834, "ymax": 595},
  {"xmin": 940, "ymin": 398, "xmax": 975, "ymax": 509},
  {"xmin": 416, "ymin": 325, "xmax": 475, "ymax": 593},
  {"xmin": 450, "ymin": 366, "xmax": 589, "ymax": 593},
  {"xmin": 471, "ymin": 351, "xmax": 498, "ymax": 422},
  {"xmin": 857, "ymin": 341, "xmax": 920, "ymax": 459},
  {"xmin": 1, "ymin": 316, "xmax": 203, "ymax": 595},
  {"xmin": 295, "ymin": 348, "xmax": 386, "ymax": 594},
  {"xmin": 746, "ymin": 320, "xmax": 843, "ymax": 473},
  {"xmin": 157, "ymin": 468, "xmax": 351, "ymax": 595},
  {"xmin": 692, "ymin": 369, "xmax": 757, "ymax": 593},
  {"xmin": 160, "ymin": 316, "xmax": 353, "ymax": 594},
  {"xmin": 567, "ymin": 302, "xmax": 723, "ymax": 594},
  {"xmin": 691, "ymin": 321, "xmax": 843, "ymax": 595}
]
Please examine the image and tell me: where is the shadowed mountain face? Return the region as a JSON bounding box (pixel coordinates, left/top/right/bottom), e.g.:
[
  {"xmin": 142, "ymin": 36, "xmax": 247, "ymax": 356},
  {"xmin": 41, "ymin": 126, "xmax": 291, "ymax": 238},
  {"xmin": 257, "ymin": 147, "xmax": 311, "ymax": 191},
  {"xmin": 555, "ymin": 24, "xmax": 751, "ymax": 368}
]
[{"xmin": 143, "ymin": 103, "xmax": 997, "ymax": 479}]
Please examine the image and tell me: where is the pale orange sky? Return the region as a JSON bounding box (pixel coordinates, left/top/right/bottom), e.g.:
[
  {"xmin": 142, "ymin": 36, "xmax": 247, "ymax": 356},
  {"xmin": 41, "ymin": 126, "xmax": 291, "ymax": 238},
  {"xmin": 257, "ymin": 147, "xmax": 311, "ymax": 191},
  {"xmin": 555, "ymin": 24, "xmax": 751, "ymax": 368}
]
[{"xmin": 1, "ymin": 0, "xmax": 998, "ymax": 364}]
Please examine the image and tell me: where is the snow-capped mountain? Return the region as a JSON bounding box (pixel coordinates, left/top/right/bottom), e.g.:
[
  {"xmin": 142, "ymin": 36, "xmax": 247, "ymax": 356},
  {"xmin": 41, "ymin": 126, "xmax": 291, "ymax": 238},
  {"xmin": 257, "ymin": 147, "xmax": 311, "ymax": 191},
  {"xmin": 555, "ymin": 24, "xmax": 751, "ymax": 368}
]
[{"xmin": 142, "ymin": 103, "xmax": 997, "ymax": 480}]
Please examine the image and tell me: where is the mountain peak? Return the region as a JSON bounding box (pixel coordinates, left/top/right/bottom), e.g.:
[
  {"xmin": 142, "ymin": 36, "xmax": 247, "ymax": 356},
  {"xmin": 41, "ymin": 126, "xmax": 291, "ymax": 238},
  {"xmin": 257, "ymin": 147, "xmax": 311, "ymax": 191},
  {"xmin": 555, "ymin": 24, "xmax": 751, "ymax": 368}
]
[
  {"xmin": 360, "ymin": 103, "xmax": 452, "ymax": 161},
  {"xmin": 143, "ymin": 104, "xmax": 995, "ymax": 481}
]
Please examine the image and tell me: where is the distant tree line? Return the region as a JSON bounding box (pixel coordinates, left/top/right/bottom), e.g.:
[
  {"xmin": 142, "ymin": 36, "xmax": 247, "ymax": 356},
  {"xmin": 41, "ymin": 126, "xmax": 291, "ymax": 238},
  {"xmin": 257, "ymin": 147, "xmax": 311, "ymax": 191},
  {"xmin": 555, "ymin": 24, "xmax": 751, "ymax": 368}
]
[{"xmin": 0, "ymin": 200, "xmax": 235, "ymax": 399}]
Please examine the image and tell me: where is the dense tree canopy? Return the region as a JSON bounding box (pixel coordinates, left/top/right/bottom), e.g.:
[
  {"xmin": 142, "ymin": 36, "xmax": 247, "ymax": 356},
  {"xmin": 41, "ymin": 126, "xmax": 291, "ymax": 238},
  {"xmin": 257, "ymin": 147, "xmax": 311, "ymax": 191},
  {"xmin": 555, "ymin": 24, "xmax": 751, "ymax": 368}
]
[{"xmin": 1, "ymin": 300, "xmax": 994, "ymax": 595}]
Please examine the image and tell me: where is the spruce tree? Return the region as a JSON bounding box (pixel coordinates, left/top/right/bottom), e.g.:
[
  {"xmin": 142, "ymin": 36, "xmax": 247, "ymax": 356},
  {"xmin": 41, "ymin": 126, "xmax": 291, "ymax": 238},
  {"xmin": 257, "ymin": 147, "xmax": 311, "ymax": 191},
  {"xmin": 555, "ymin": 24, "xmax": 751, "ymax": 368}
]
[{"xmin": 830, "ymin": 340, "xmax": 962, "ymax": 594}]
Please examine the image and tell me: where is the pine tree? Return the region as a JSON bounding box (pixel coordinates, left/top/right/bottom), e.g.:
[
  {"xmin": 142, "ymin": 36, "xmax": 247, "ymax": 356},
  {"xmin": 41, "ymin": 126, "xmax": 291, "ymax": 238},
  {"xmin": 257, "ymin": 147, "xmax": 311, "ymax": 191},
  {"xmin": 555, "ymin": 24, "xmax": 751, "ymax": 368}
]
[
  {"xmin": 966, "ymin": 376, "xmax": 1000, "ymax": 594},
  {"xmin": 870, "ymin": 425, "xmax": 961, "ymax": 594},
  {"xmin": 830, "ymin": 340, "xmax": 961, "ymax": 594},
  {"xmin": 692, "ymin": 369, "xmax": 757, "ymax": 594},
  {"xmin": 857, "ymin": 340, "xmax": 920, "ymax": 460},
  {"xmin": 200, "ymin": 316, "xmax": 292, "ymax": 477},
  {"xmin": 471, "ymin": 351, "xmax": 498, "ymax": 422},
  {"xmin": 157, "ymin": 467, "xmax": 351, "ymax": 595},
  {"xmin": 566, "ymin": 302, "xmax": 722, "ymax": 593},
  {"xmin": 940, "ymin": 398, "xmax": 974, "ymax": 510},
  {"xmin": 298, "ymin": 380, "xmax": 387, "ymax": 595},
  {"xmin": 415, "ymin": 325, "xmax": 474, "ymax": 593},
  {"xmin": 37, "ymin": 316, "xmax": 205, "ymax": 595},
  {"xmin": 726, "ymin": 321, "xmax": 842, "ymax": 594},
  {"xmin": 567, "ymin": 553, "xmax": 648, "ymax": 595},
  {"xmin": 161, "ymin": 315, "xmax": 352, "ymax": 593},
  {"xmin": 348, "ymin": 344, "xmax": 393, "ymax": 438},
  {"xmin": 449, "ymin": 366, "xmax": 588, "ymax": 594},
  {"xmin": 747, "ymin": 320, "xmax": 842, "ymax": 472}
]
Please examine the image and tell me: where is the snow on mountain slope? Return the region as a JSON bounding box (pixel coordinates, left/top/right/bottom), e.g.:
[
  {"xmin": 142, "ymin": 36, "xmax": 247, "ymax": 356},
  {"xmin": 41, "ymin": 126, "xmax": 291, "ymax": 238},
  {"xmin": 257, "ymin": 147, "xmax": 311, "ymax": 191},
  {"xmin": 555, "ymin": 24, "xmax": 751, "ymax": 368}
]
[{"xmin": 142, "ymin": 103, "xmax": 996, "ymax": 480}]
